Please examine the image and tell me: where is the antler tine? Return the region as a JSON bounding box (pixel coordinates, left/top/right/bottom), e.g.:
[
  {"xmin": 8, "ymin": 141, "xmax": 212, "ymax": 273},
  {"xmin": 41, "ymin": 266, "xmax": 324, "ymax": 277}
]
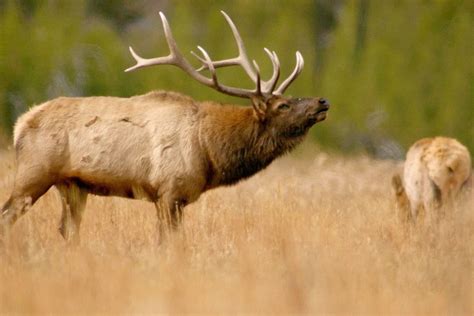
[
  {"xmin": 252, "ymin": 60, "xmax": 262, "ymax": 96},
  {"xmin": 196, "ymin": 46, "xmax": 218, "ymax": 85},
  {"xmin": 192, "ymin": 12, "xmax": 258, "ymax": 80},
  {"xmin": 126, "ymin": 12, "xmax": 176, "ymax": 72},
  {"xmin": 126, "ymin": 11, "xmax": 211, "ymax": 84},
  {"xmin": 193, "ymin": 45, "xmax": 262, "ymax": 96},
  {"xmin": 125, "ymin": 44, "xmax": 173, "ymax": 73},
  {"xmin": 159, "ymin": 11, "xmax": 187, "ymax": 66},
  {"xmin": 274, "ymin": 51, "xmax": 304, "ymax": 95},
  {"xmin": 261, "ymin": 48, "xmax": 281, "ymax": 94},
  {"xmin": 190, "ymin": 49, "xmax": 208, "ymax": 71},
  {"xmin": 215, "ymin": 11, "xmax": 258, "ymax": 81}
]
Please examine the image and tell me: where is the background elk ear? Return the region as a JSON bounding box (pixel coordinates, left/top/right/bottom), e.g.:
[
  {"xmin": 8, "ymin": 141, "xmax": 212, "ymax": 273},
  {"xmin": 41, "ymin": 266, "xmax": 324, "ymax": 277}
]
[{"xmin": 250, "ymin": 96, "xmax": 267, "ymax": 120}]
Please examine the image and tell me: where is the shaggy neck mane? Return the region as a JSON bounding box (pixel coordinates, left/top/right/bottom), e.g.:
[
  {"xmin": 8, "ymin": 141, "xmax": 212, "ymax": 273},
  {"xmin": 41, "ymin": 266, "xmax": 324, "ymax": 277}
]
[{"xmin": 199, "ymin": 102, "xmax": 304, "ymax": 188}]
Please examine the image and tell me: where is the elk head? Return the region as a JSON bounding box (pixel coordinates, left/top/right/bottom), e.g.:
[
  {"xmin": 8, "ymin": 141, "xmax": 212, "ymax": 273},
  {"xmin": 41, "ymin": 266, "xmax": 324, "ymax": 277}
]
[{"xmin": 125, "ymin": 11, "xmax": 329, "ymax": 138}]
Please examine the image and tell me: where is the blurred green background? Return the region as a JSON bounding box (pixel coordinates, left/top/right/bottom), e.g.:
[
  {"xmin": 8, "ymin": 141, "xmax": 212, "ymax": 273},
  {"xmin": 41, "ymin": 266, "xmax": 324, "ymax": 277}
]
[{"xmin": 0, "ymin": 0, "xmax": 472, "ymax": 158}]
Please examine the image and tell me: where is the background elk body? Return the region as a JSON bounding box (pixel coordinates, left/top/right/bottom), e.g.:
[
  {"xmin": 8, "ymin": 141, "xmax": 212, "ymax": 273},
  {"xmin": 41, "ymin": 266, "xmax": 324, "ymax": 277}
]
[
  {"xmin": 0, "ymin": 11, "xmax": 329, "ymax": 242},
  {"xmin": 392, "ymin": 136, "xmax": 471, "ymax": 222}
]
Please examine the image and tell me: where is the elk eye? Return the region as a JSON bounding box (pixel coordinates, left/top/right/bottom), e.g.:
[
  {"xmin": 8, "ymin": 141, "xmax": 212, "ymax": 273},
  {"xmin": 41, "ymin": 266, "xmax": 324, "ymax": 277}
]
[{"xmin": 277, "ymin": 103, "xmax": 290, "ymax": 111}]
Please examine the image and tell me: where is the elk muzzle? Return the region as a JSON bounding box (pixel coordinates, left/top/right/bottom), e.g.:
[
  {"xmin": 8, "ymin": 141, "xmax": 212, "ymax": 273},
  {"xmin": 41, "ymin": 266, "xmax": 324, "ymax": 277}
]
[{"xmin": 306, "ymin": 97, "xmax": 330, "ymax": 125}]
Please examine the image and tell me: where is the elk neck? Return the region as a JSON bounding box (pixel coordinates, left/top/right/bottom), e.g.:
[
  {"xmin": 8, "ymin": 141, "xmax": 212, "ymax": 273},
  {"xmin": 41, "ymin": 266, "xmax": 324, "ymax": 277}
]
[{"xmin": 198, "ymin": 101, "xmax": 305, "ymax": 188}]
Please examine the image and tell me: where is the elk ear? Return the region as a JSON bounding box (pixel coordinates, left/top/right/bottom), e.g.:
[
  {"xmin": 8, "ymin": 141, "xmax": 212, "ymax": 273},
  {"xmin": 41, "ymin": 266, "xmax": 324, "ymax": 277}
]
[{"xmin": 251, "ymin": 96, "xmax": 267, "ymax": 121}]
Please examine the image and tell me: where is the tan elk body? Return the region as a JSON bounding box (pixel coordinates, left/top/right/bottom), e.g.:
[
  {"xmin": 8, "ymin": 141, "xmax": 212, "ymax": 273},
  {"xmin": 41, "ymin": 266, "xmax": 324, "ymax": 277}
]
[
  {"xmin": 392, "ymin": 137, "xmax": 471, "ymax": 222},
  {"xmin": 1, "ymin": 12, "xmax": 329, "ymax": 243}
]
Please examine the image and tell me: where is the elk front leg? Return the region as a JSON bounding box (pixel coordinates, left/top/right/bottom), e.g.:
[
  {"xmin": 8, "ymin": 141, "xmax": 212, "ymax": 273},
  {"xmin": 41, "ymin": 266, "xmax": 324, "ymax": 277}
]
[
  {"xmin": 56, "ymin": 182, "xmax": 88, "ymax": 245},
  {"xmin": 154, "ymin": 196, "xmax": 186, "ymax": 241}
]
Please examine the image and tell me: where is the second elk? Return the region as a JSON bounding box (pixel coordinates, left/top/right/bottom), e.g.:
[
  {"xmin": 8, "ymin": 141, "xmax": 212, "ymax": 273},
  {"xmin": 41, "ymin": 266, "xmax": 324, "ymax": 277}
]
[{"xmin": 392, "ymin": 137, "xmax": 471, "ymax": 223}]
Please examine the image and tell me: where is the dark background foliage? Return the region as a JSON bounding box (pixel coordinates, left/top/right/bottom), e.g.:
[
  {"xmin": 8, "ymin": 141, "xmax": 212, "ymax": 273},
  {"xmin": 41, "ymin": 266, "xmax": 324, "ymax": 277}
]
[{"xmin": 0, "ymin": 0, "xmax": 472, "ymax": 158}]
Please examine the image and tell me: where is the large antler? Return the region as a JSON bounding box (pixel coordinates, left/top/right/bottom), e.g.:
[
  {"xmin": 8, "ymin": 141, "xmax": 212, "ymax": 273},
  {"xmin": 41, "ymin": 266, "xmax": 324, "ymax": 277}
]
[{"xmin": 126, "ymin": 11, "xmax": 304, "ymax": 98}]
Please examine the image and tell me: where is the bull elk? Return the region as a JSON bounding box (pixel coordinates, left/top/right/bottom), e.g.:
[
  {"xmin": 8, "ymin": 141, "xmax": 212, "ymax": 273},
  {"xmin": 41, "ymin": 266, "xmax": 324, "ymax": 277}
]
[
  {"xmin": 392, "ymin": 137, "xmax": 472, "ymax": 222},
  {"xmin": 0, "ymin": 11, "xmax": 330, "ymax": 243}
]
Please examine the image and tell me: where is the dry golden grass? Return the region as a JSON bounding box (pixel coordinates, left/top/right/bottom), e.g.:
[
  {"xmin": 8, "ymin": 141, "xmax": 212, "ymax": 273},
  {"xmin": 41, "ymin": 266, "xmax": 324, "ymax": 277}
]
[{"xmin": 0, "ymin": 146, "xmax": 472, "ymax": 315}]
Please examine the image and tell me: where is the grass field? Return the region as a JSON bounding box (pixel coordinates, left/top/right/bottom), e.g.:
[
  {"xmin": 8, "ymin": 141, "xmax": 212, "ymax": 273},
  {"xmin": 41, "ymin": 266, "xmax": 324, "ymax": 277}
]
[{"xmin": 0, "ymin": 146, "xmax": 472, "ymax": 315}]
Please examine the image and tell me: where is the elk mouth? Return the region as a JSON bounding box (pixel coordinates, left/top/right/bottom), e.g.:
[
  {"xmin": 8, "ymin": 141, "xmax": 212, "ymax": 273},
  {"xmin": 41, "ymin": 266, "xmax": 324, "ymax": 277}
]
[
  {"xmin": 315, "ymin": 108, "xmax": 328, "ymax": 122},
  {"xmin": 307, "ymin": 108, "xmax": 329, "ymax": 125}
]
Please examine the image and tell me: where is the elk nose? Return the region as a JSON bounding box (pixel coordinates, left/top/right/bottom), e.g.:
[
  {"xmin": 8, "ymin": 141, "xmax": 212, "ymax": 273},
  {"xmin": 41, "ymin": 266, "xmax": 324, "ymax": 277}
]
[{"xmin": 319, "ymin": 98, "xmax": 329, "ymax": 105}]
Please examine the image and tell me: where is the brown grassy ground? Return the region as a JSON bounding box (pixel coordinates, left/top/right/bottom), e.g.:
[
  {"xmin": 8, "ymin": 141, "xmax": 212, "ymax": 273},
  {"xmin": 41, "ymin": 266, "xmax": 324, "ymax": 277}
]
[{"xmin": 0, "ymin": 146, "xmax": 472, "ymax": 315}]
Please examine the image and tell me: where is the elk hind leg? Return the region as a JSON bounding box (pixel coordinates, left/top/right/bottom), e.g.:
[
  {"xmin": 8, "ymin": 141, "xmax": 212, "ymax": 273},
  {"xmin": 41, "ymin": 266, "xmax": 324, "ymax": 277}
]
[
  {"xmin": 391, "ymin": 173, "xmax": 412, "ymax": 223},
  {"xmin": 1, "ymin": 171, "xmax": 53, "ymax": 239},
  {"xmin": 425, "ymin": 179, "xmax": 443, "ymax": 223},
  {"xmin": 56, "ymin": 182, "xmax": 88, "ymax": 244},
  {"xmin": 0, "ymin": 196, "xmax": 34, "ymax": 239}
]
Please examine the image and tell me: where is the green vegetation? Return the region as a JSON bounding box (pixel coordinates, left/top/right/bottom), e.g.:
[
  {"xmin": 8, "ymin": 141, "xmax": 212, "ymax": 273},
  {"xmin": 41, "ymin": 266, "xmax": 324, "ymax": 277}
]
[{"xmin": 0, "ymin": 0, "xmax": 472, "ymax": 156}]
